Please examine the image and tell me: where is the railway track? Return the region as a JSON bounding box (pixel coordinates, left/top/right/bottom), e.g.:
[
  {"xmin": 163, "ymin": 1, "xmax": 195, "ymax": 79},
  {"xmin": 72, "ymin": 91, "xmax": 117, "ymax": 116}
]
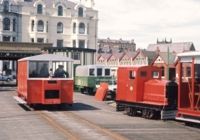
[
  {"xmin": 37, "ymin": 110, "xmax": 128, "ymax": 140},
  {"xmin": 14, "ymin": 95, "xmax": 127, "ymax": 140},
  {"xmin": 37, "ymin": 111, "xmax": 78, "ymax": 140}
]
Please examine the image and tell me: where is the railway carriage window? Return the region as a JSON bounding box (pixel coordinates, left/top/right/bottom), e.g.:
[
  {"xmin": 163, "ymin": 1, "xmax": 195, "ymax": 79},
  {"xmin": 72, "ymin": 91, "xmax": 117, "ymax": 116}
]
[
  {"xmin": 29, "ymin": 61, "xmax": 49, "ymax": 78},
  {"xmin": 129, "ymin": 71, "xmax": 136, "ymax": 79},
  {"xmin": 54, "ymin": 65, "xmax": 69, "ymax": 78},
  {"xmin": 152, "ymin": 71, "xmax": 159, "ymax": 78},
  {"xmin": 97, "ymin": 68, "xmax": 102, "ymax": 76},
  {"xmin": 89, "ymin": 69, "xmax": 95, "ymax": 76},
  {"xmin": 186, "ymin": 66, "xmax": 191, "ymax": 77},
  {"xmin": 29, "ymin": 62, "xmax": 38, "ymax": 77},
  {"xmin": 161, "ymin": 66, "xmax": 165, "ymax": 77},
  {"xmin": 105, "ymin": 69, "xmax": 110, "ymax": 76},
  {"xmin": 39, "ymin": 63, "xmax": 49, "ymax": 77},
  {"xmin": 195, "ymin": 64, "xmax": 200, "ymax": 78},
  {"xmin": 140, "ymin": 71, "xmax": 147, "ymax": 77}
]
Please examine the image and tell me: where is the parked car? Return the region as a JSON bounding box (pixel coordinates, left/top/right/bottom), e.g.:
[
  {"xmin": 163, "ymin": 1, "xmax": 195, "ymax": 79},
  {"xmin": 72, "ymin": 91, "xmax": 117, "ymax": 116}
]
[{"xmin": 0, "ymin": 74, "xmax": 13, "ymax": 82}]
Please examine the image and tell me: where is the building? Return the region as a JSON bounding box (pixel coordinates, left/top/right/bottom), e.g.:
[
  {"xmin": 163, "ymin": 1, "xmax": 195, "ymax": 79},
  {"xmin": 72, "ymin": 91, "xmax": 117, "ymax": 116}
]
[
  {"xmin": 174, "ymin": 57, "xmax": 192, "ymax": 81},
  {"xmin": 132, "ymin": 49, "xmax": 157, "ymax": 66},
  {"xmin": 151, "ymin": 52, "xmax": 176, "ymax": 80},
  {"xmin": 119, "ymin": 51, "xmax": 138, "ymax": 66},
  {"xmin": 0, "ymin": 0, "xmax": 98, "ymax": 49},
  {"xmin": 0, "ymin": 42, "xmax": 52, "ymax": 86},
  {"xmin": 97, "ymin": 38, "xmax": 136, "ymax": 54},
  {"xmin": 147, "ymin": 40, "xmax": 195, "ymax": 53},
  {"xmin": 0, "ymin": 0, "xmax": 98, "ymax": 72},
  {"xmin": 96, "ymin": 53, "xmax": 111, "ymax": 65},
  {"xmin": 97, "ymin": 50, "xmax": 157, "ymax": 67},
  {"xmin": 147, "ymin": 40, "xmax": 196, "ymax": 80}
]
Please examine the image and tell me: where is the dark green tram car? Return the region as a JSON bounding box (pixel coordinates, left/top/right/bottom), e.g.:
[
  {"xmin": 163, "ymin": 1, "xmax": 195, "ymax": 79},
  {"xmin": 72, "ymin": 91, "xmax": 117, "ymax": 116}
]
[{"xmin": 75, "ymin": 65, "xmax": 115, "ymax": 95}]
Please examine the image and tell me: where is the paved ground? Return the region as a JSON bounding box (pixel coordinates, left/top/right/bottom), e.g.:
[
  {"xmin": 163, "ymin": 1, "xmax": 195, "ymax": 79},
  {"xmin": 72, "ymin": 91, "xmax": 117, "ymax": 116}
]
[
  {"xmin": 0, "ymin": 88, "xmax": 200, "ymax": 140},
  {"xmin": 73, "ymin": 93, "xmax": 200, "ymax": 140},
  {"xmin": 0, "ymin": 89, "xmax": 66, "ymax": 140}
]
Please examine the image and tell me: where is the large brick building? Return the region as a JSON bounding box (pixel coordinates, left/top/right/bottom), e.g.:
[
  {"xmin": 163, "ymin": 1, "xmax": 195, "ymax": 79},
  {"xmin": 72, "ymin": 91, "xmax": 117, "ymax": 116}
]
[{"xmin": 97, "ymin": 38, "xmax": 136, "ymax": 54}]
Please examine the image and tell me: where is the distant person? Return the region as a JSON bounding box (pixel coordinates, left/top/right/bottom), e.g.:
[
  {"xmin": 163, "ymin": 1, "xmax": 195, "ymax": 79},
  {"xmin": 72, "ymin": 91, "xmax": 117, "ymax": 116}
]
[
  {"xmin": 54, "ymin": 65, "xmax": 69, "ymax": 78},
  {"xmin": 30, "ymin": 70, "xmax": 37, "ymax": 77},
  {"xmin": 39, "ymin": 63, "xmax": 49, "ymax": 77},
  {"xmin": 49, "ymin": 68, "xmax": 54, "ymax": 77}
]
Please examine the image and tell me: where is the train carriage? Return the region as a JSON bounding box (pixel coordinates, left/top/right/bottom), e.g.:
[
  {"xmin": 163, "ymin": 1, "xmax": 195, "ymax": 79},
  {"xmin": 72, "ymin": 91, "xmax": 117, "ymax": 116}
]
[
  {"xmin": 176, "ymin": 51, "xmax": 200, "ymax": 123},
  {"xmin": 116, "ymin": 66, "xmax": 178, "ymax": 119},
  {"xmin": 75, "ymin": 65, "xmax": 116, "ymax": 95},
  {"xmin": 17, "ymin": 54, "xmax": 74, "ymax": 106}
]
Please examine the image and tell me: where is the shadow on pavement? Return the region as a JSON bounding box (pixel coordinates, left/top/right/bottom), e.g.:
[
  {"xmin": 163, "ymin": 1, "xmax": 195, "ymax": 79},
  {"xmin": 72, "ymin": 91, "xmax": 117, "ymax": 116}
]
[
  {"xmin": 68, "ymin": 102, "xmax": 100, "ymax": 111},
  {"xmin": 18, "ymin": 102, "xmax": 100, "ymax": 112}
]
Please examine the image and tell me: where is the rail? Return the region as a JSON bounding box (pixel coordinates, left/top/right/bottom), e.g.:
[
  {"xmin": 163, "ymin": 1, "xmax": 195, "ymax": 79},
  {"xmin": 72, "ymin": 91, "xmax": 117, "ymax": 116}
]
[{"xmin": 36, "ymin": 110, "xmax": 128, "ymax": 140}]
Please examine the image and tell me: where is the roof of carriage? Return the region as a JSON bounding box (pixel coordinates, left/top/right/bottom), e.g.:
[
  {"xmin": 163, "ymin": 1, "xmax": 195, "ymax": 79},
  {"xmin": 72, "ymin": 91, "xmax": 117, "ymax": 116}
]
[
  {"xmin": 176, "ymin": 51, "xmax": 200, "ymax": 63},
  {"xmin": 18, "ymin": 54, "xmax": 74, "ymax": 62}
]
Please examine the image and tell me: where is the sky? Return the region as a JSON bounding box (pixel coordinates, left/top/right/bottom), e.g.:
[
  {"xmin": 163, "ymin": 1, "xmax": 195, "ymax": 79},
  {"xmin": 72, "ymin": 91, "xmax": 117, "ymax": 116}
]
[{"xmin": 93, "ymin": 0, "xmax": 200, "ymax": 50}]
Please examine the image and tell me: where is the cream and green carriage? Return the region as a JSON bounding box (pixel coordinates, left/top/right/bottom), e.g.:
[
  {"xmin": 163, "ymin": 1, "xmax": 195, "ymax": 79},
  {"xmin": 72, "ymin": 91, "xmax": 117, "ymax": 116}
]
[{"xmin": 75, "ymin": 65, "xmax": 116, "ymax": 95}]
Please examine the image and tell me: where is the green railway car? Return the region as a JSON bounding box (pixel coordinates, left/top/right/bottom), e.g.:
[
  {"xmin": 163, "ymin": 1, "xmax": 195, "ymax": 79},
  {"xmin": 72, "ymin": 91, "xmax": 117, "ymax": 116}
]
[{"xmin": 75, "ymin": 65, "xmax": 115, "ymax": 95}]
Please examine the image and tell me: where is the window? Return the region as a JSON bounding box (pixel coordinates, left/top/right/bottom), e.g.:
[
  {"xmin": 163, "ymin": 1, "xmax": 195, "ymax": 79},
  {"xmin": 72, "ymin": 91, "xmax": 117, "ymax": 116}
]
[
  {"xmin": 73, "ymin": 23, "xmax": 76, "ymax": 33},
  {"xmin": 78, "ymin": 7, "xmax": 83, "ymax": 17},
  {"xmin": 72, "ymin": 52, "xmax": 80, "ymax": 60},
  {"xmin": 58, "ymin": 5, "xmax": 63, "ymax": 16},
  {"xmin": 37, "ymin": 4, "xmax": 43, "ymax": 14},
  {"xmin": 152, "ymin": 71, "xmax": 159, "ymax": 78},
  {"xmin": 97, "ymin": 68, "xmax": 102, "ymax": 76},
  {"xmin": 13, "ymin": 37, "xmax": 16, "ymax": 42},
  {"xmin": 73, "ymin": 40, "xmax": 76, "ymax": 48},
  {"xmin": 29, "ymin": 61, "xmax": 49, "ymax": 78},
  {"xmin": 87, "ymin": 23, "xmax": 89, "ymax": 34},
  {"xmin": 37, "ymin": 20, "xmax": 44, "ymax": 32},
  {"xmin": 31, "ymin": 38, "xmax": 34, "ymax": 43},
  {"xmin": 31, "ymin": 20, "xmax": 34, "ymax": 31},
  {"xmin": 13, "ymin": 19, "xmax": 16, "ymax": 32},
  {"xmin": 105, "ymin": 69, "xmax": 110, "ymax": 76},
  {"xmin": 129, "ymin": 71, "xmax": 136, "ymax": 79},
  {"xmin": 37, "ymin": 38, "xmax": 44, "ymax": 43},
  {"xmin": 3, "ymin": 1, "xmax": 9, "ymax": 12},
  {"xmin": 161, "ymin": 66, "xmax": 165, "ymax": 76},
  {"xmin": 186, "ymin": 66, "xmax": 191, "ymax": 77},
  {"xmin": 79, "ymin": 23, "xmax": 85, "ymax": 34},
  {"xmin": 57, "ymin": 40, "xmax": 63, "ymax": 47},
  {"xmin": 3, "ymin": 18, "xmax": 10, "ymax": 30},
  {"xmin": 140, "ymin": 71, "xmax": 147, "ymax": 77},
  {"xmin": 46, "ymin": 21, "xmax": 48, "ymax": 32},
  {"xmin": 3, "ymin": 36, "xmax": 10, "ymax": 42},
  {"xmin": 89, "ymin": 69, "xmax": 95, "ymax": 76},
  {"xmin": 87, "ymin": 40, "xmax": 89, "ymax": 48},
  {"xmin": 57, "ymin": 22, "xmax": 63, "ymax": 33},
  {"xmin": 79, "ymin": 40, "xmax": 85, "ymax": 48}
]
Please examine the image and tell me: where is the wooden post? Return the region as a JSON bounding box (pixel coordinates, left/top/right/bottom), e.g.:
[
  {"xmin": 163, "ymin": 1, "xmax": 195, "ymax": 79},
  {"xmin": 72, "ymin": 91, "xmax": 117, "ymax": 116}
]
[
  {"xmin": 178, "ymin": 61, "xmax": 182, "ymax": 109},
  {"xmin": 191, "ymin": 57, "xmax": 195, "ymax": 110}
]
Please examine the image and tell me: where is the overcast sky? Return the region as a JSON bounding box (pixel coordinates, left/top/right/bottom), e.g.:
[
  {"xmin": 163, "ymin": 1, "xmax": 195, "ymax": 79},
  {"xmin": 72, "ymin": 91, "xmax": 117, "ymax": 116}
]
[{"xmin": 93, "ymin": 0, "xmax": 200, "ymax": 50}]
